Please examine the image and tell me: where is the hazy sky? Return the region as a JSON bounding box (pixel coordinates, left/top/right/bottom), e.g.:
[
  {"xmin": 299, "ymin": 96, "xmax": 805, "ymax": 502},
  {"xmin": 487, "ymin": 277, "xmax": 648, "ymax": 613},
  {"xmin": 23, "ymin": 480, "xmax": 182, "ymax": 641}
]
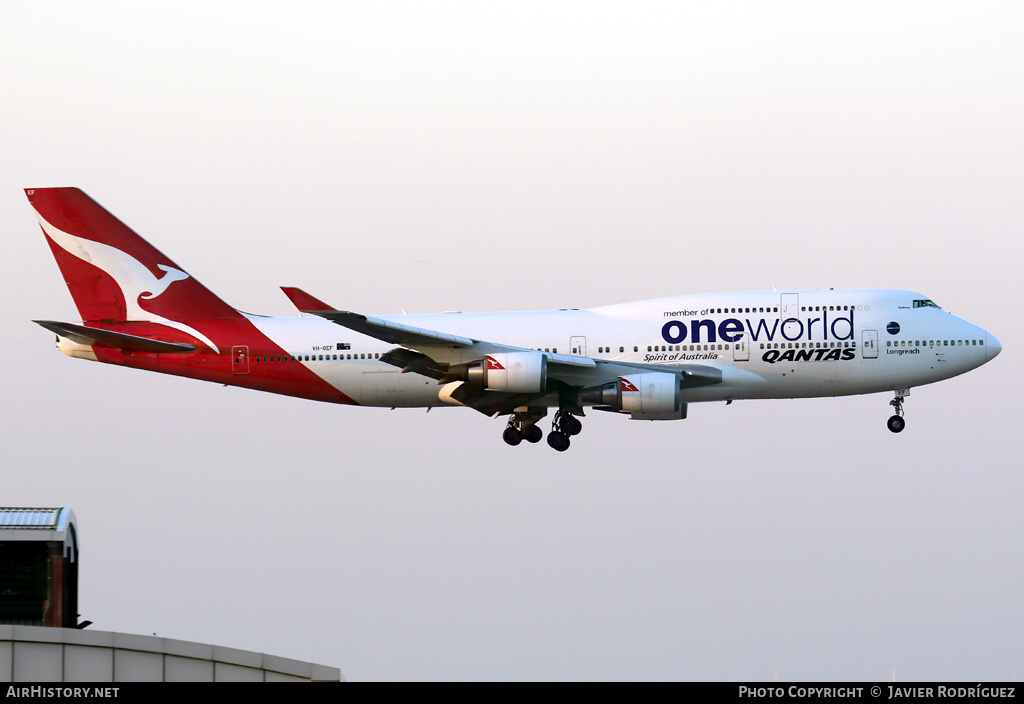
[{"xmin": 1, "ymin": 2, "xmax": 1021, "ymax": 681}]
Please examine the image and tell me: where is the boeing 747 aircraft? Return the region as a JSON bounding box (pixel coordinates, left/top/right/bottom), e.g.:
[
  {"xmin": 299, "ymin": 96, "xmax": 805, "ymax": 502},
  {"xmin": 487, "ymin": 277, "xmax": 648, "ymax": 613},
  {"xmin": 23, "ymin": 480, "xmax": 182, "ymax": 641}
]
[{"xmin": 28, "ymin": 188, "xmax": 1001, "ymax": 451}]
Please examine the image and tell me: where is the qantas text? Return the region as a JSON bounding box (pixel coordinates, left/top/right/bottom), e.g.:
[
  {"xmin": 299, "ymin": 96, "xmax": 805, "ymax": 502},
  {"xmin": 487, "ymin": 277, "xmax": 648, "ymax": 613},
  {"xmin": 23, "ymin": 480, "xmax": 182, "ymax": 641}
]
[{"xmin": 762, "ymin": 348, "xmax": 856, "ymax": 364}]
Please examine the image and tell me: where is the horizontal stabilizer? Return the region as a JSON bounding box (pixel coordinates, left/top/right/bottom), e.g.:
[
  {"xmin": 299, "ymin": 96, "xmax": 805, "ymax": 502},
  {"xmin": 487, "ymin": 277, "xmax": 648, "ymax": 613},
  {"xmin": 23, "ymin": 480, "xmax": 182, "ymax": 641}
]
[{"xmin": 34, "ymin": 320, "xmax": 197, "ymax": 353}]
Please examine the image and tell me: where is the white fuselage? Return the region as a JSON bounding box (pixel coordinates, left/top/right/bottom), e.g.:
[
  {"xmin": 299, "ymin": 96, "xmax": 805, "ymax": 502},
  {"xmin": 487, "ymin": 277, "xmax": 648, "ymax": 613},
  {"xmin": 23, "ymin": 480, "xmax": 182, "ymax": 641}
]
[{"xmin": 243, "ymin": 289, "xmax": 999, "ymax": 409}]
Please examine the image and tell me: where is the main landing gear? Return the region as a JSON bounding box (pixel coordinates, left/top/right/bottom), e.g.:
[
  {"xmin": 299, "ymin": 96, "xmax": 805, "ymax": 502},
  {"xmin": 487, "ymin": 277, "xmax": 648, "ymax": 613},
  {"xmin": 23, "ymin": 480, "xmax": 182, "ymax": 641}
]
[
  {"xmin": 503, "ymin": 413, "xmax": 545, "ymax": 447},
  {"xmin": 887, "ymin": 389, "xmax": 909, "ymax": 433},
  {"xmin": 546, "ymin": 409, "xmax": 582, "ymax": 452},
  {"xmin": 502, "ymin": 409, "xmax": 582, "ymax": 451}
]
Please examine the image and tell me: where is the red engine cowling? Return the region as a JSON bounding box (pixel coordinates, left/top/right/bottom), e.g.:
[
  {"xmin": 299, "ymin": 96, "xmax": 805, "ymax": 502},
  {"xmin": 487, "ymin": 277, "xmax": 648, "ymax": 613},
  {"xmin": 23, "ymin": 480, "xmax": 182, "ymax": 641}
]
[{"xmin": 461, "ymin": 351, "xmax": 548, "ymax": 393}]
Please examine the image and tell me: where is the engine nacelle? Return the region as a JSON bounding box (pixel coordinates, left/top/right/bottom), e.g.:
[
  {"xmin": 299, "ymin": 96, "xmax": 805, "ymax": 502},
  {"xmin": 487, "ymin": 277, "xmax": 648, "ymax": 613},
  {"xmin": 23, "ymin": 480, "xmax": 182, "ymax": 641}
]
[
  {"xmin": 583, "ymin": 372, "xmax": 685, "ymax": 420},
  {"xmin": 620, "ymin": 373, "xmax": 679, "ymax": 415},
  {"xmin": 453, "ymin": 351, "xmax": 548, "ymax": 394}
]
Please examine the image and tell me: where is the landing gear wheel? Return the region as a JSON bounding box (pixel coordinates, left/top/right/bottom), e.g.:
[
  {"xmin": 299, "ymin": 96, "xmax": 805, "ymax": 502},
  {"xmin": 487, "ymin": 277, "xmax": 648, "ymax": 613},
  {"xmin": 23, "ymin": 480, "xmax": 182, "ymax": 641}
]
[
  {"xmin": 503, "ymin": 426, "xmax": 523, "ymax": 446},
  {"xmin": 522, "ymin": 424, "xmax": 543, "ymax": 443},
  {"xmin": 887, "ymin": 390, "xmax": 908, "ymax": 434},
  {"xmin": 551, "ymin": 409, "xmax": 582, "ymax": 439},
  {"xmin": 547, "ymin": 432, "xmax": 570, "ymax": 452}
]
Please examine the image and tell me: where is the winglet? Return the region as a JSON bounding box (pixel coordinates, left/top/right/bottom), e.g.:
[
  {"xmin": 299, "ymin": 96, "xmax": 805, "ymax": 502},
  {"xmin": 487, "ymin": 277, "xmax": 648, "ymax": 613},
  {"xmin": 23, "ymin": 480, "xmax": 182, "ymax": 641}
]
[{"xmin": 280, "ymin": 286, "xmax": 334, "ymax": 312}]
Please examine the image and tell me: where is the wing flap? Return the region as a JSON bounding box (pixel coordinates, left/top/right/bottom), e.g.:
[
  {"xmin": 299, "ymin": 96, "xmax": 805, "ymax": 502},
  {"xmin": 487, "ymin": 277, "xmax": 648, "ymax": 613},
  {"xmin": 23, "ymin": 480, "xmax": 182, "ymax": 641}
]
[{"xmin": 379, "ymin": 347, "xmax": 449, "ymax": 380}]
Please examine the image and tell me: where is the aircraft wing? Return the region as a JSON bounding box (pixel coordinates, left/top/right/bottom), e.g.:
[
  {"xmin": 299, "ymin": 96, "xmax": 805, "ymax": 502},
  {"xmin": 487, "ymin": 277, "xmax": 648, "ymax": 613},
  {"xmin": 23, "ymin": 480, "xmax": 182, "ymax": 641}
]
[
  {"xmin": 305, "ymin": 305, "xmax": 721, "ymax": 384},
  {"xmin": 312, "ymin": 309, "xmax": 479, "ymax": 349},
  {"xmin": 306, "ymin": 308, "xmax": 597, "ymax": 369}
]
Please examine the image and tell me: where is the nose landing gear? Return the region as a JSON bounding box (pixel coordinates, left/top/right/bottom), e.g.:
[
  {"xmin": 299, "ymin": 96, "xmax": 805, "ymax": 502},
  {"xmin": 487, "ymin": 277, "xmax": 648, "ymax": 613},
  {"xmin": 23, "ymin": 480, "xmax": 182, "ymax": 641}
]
[{"xmin": 887, "ymin": 389, "xmax": 909, "ymax": 433}]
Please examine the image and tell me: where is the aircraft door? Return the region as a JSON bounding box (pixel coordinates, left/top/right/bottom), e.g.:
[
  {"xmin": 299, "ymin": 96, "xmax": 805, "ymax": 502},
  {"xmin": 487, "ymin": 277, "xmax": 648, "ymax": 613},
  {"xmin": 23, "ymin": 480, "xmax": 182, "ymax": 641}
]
[
  {"xmin": 862, "ymin": 330, "xmax": 878, "ymax": 359},
  {"xmin": 780, "ymin": 293, "xmax": 799, "ymax": 319},
  {"xmin": 732, "ymin": 335, "xmax": 749, "ymax": 361},
  {"xmin": 570, "ymin": 336, "xmax": 587, "ymax": 357},
  {"xmin": 232, "ymin": 345, "xmax": 250, "ymax": 374}
]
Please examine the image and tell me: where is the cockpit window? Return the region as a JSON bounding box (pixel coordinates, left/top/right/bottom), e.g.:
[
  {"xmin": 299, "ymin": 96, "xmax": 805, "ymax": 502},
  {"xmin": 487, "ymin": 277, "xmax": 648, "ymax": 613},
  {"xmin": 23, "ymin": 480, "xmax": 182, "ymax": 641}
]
[{"xmin": 913, "ymin": 299, "xmax": 940, "ymax": 309}]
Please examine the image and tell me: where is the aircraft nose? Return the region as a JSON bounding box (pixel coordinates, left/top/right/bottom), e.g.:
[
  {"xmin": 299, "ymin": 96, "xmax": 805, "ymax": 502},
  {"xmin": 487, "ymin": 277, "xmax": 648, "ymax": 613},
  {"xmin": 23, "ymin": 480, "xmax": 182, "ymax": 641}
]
[{"xmin": 987, "ymin": 332, "xmax": 1001, "ymax": 361}]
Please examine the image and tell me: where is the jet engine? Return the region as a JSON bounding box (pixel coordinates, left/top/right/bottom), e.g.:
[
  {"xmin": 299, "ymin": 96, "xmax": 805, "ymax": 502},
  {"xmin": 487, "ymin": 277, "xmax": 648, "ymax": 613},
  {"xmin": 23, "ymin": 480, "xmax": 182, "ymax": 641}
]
[
  {"xmin": 449, "ymin": 351, "xmax": 547, "ymax": 394},
  {"xmin": 582, "ymin": 372, "xmax": 686, "ymax": 420}
]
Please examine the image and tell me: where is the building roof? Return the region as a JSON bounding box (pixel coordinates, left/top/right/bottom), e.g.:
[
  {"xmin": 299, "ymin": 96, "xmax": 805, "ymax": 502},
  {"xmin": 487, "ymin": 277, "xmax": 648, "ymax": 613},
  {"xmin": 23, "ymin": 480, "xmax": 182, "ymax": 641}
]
[
  {"xmin": 0, "ymin": 508, "xmax": 63, "ymax": 529},
  {"xmin": 0, "ymin": 508, "xmax": 77, "ymax": 555}
]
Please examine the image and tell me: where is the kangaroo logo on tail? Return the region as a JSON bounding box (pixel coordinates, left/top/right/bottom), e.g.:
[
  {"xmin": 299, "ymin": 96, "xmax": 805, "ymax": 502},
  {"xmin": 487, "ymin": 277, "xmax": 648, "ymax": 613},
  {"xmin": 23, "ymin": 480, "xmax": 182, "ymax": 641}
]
[
  {"xmin": 36, "ymin": 214, "xmax": 220, "ymax": 353},
  {"xmin": 141, "ymin": 264, "xmax": 190, "ymax": 299}
]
